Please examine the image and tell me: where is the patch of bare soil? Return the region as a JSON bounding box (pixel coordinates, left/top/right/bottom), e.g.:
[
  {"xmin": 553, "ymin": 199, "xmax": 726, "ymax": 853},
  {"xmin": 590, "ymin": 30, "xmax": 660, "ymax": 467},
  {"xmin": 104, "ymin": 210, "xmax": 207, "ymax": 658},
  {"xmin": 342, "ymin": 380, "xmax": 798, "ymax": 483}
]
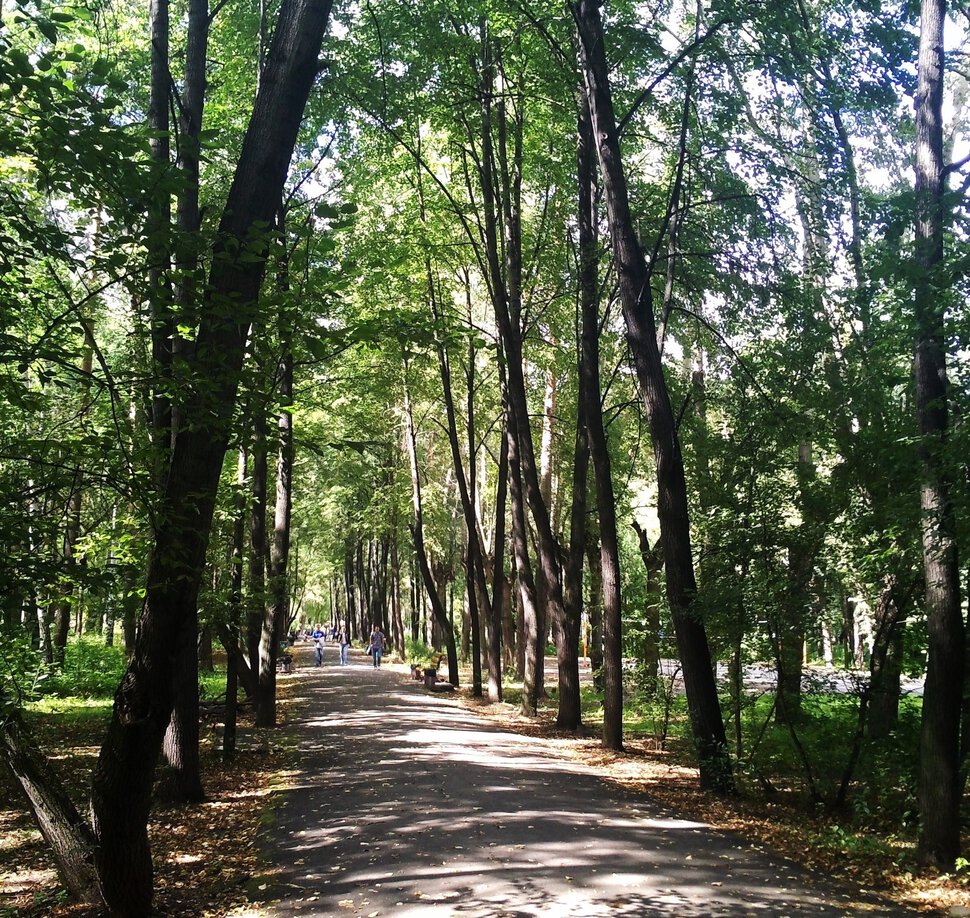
[{"xmin": 455, "ymin": 691, "xmax": 969, "ymax": 916}]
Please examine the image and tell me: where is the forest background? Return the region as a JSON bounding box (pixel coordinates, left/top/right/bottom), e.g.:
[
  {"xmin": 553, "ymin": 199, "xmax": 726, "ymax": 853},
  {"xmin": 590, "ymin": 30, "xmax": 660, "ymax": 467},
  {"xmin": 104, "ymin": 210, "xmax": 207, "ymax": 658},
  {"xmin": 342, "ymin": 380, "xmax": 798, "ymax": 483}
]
[{"xmin": 1, "ymin": 0, "xmax": 969, "ymax": 914}]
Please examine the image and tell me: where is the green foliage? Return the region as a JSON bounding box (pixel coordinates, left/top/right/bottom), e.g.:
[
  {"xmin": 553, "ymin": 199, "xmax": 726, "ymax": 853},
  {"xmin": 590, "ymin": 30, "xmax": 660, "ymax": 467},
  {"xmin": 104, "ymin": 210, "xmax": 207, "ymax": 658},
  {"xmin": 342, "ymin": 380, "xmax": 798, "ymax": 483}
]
[
  {"xmin": 43, "ymin": 637, "xmax": 127, "ymax": 699},
  {"xmin": 404, "ymin": 637, "xmax": 437, "ymax": 666}
]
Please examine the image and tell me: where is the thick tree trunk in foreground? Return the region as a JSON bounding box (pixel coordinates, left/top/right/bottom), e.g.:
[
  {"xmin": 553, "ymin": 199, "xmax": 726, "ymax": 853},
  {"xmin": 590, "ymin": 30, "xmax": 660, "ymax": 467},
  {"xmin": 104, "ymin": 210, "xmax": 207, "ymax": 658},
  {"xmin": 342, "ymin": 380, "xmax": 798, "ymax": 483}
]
[
  {"xmin": 87, "ymin": 3, "xmax": 333, "ymax": 913},
  {"xmin": 913, "ymin": 0, "xmax": 964, "ymax": 870},
  {"xmin": 573, "ymin": 0, "xmax": 731, "ymax": 791}
]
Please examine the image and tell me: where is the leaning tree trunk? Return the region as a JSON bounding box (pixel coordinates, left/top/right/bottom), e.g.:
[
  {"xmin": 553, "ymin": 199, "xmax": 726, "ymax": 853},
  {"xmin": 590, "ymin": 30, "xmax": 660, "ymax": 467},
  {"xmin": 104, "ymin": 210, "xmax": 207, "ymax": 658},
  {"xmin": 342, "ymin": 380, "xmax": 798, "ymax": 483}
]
[
  {"xmin": 573, "ymin": 0, "xmax": 732, "ymax": 791},
  {"xmin": 87, "ymin": 4, "xmax": 334, "ymax": 913},
  {"xmin": 913, "ymin": 0, "xmax": 964, "ymax": 870},
  {"xmin": 0, "ymin": 701, "xmax": 98, "ymax": 903}
]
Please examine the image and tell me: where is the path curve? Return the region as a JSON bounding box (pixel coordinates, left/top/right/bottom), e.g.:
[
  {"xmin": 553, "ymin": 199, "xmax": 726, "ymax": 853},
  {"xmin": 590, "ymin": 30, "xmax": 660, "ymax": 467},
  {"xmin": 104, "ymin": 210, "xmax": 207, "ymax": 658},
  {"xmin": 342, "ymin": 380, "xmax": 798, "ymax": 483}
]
[{"xmin": 264, "ymin": 646, "xmax": 920, "ymax": 917}]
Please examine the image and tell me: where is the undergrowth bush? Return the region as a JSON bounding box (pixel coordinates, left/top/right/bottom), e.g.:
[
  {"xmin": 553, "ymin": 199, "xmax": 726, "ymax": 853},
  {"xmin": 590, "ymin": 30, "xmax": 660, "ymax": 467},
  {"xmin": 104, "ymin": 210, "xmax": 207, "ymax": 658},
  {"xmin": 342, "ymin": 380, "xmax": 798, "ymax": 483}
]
[{"xmin": 43, "ymin": 637, "xmax": 127, "ymax": 698}]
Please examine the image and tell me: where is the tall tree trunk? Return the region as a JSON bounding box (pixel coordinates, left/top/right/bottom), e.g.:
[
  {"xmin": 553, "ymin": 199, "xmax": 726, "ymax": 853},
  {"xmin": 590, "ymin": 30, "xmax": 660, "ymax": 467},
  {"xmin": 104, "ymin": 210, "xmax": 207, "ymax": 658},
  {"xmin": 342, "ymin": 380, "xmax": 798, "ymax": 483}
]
[
  {"xmin": 164, "ymin": 0, "xmax": 211, "ymax": 774},
  {"xmin": 573, "ymin": 0, "xmax": 731, "ymax": 790},
  {"xmin": 578, "ymin": 91, "xmax": 621, "ymax": 746},
  {"xmin": 147, "ymin": 0, "xmax": 173, "ymax": 457},
  {"xmin": 914, "ymin": 0, "xmax": 964, "ymax": 869},
  {"xmin": 476, "ymin": 28, "xmax": 569, "ymax": 716},
  {"xmin": 506, "ymin": 391, "xmax": 540, "ymax": 714},
  {"xmin": 633, "ymin": 521, "xmax": 663, "ymax": 686},
  {"xmin": 87, "ymin": 4, "xmax": 334, "ymax": 912},
  {"xmin": 585, "ymin": 517, "xmax": 604, "ymax": 693},
  {"xmin": 261, "ymin": 209, "xmax": 295, "ymax": 728}
]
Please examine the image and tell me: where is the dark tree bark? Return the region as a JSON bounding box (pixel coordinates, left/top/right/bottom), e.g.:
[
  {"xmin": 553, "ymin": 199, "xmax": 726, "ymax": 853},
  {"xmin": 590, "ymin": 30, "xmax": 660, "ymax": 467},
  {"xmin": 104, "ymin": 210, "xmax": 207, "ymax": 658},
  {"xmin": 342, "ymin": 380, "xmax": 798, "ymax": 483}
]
[
  {"xmin": 261, "ymin": 209, "xmax": 296, "ymax": 728},
  {"xmin": 403, "ymin": 371, "xmax": 459, "ymax": 684},
  {"xmin": 475, "ymin": 30, "xmax": 570, "ymax": 717},
  {"xmin": 0, "ymin": 703, "xmax": 98, "ymax": 903},
  {"xmin": 488, "ymin": 425, "xmax": 509, "ymax": 702},
  {"xmin": 578, "ymin": 91, "xmax": 621, "ymax": 746},
  {"xmin": 632, "ymin": 521, "xmax": 663, "ymax": 685},
  {"xmin": 585, "ymin": 519, "xmax": 604, "ymax": 693},
  {"xmin": 246, "ymin": 406, "xmax": 267, "ymax": 688},
  {"xmin": 573, "ymin": 0, "xmax": 732, "ymax": 791},
  {"xmin": 429, "ymin": 281, "xmax": 488, "ymax": 694},
  {"xmin": 913, "ymin": 0, "xmax": 964, "ymax": 869},
  {"xmin": 147, "ymin": 0, "xmax": 173, "ymax": 454},
  {"xmin": 158, "ymin": 611, "xmax": 204, "ymax": 803},
  {"xmin": 87, "ymin": 3, "xmax": 333, "ymax": 912},
  {"xmin": 561, "ymin": 374, "xmax": 589, "ymax": 733},
  {"xmin": 223, "ymin": 448, "xmax": 247, "ymax": 762}
]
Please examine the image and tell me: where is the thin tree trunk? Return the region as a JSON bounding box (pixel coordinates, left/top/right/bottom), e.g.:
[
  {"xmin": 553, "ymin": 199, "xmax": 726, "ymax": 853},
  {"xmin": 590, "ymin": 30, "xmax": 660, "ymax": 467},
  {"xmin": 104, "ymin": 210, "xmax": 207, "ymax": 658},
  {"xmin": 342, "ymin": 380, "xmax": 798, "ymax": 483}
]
[
  {"xmin": 561, "ymin": 370, "xmax": 588, "ymax": 732},
  {"xmin": 261, "ymin": 208, "xmax": 295, "ymax": 728},
  {"xmin": 476, "ymin": 28, "xmax": 568, "ymax": 717},
  {"xmin": 488, "ymin": 424, "xmax": 509, "ymax": 702},
  {"xmin": 224, "ymin": 448, "xmax": 246, "ymax": 762},
  {"xmin": 578, "ymin": 91, "xmax": 621, "ymax": 746},
  {"xmin": 573, "ymin": 0, "xmax": 731, "ymax": 791},
  {"xmin": 403, "ymin": 369, "xmax": 459, "ymax": 684}
]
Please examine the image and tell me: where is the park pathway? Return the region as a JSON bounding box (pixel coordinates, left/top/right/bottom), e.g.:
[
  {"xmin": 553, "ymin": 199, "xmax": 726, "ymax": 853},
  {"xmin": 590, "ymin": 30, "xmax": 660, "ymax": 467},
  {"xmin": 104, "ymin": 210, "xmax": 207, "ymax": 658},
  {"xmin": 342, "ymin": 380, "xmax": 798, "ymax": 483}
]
[{"xmin": 264, "ymin": 647, "xmax": 921, "ymax": 917}]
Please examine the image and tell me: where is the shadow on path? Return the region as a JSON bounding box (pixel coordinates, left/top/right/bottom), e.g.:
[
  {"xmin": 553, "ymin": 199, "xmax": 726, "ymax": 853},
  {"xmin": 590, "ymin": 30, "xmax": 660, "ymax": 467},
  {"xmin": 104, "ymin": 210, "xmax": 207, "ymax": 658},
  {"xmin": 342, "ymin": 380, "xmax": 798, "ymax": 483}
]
[{"xmin": 265, "ymin": 650, "xmax": 919, "ymax": 917}]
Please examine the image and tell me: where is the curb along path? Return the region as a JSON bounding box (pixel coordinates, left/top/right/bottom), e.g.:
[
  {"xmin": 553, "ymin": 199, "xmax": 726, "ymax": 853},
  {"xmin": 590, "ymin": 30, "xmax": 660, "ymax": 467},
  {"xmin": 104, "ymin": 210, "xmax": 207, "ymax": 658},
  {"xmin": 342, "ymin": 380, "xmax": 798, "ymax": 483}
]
[{"xmin": 264, "ymin": 648, "xmax": 919, "ymax": 917}]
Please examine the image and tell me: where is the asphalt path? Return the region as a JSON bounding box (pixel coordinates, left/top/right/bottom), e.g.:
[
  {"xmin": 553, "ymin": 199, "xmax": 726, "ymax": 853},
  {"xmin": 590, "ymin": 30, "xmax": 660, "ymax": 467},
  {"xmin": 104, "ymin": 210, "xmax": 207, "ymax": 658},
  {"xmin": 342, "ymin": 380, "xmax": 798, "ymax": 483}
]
[{"xmin": 264, "ymin": 645, "xmax": 922, "ymax": 917}]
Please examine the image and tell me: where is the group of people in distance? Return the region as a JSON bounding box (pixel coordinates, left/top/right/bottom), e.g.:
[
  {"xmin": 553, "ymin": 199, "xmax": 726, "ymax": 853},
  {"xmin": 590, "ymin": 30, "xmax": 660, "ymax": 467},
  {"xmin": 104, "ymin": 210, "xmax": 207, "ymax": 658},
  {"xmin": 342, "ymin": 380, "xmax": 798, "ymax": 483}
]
[{"xmin": 305, "ymin": 623, "xmax": 385, "ymax": 668}]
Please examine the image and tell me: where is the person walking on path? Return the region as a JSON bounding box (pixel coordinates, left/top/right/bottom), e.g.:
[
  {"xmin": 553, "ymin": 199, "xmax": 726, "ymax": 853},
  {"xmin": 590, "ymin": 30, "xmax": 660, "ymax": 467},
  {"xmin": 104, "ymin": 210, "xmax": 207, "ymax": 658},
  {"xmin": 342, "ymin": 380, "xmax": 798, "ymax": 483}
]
[
  {"xmin": 310, "ymin": 624, "xmax": 325, "ymax": 666},
  {"xmin": 337, "ymin": 624, "xmax": 350, "ymax": 665},
  {"xmin": 368, "ymin": 625, "xmax": 385, "ymax": 668}
]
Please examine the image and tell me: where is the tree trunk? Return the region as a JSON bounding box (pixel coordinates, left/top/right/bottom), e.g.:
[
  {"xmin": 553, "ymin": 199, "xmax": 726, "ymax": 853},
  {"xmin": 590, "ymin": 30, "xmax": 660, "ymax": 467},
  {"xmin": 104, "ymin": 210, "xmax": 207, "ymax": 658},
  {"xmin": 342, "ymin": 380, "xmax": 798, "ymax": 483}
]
[
  {"xmin": 223, "ymin": 448, "xmax": 246, "ymax": 762},
  {"xmin": 403, "ymin": 370, "xmax": 459, "ymax": 684},
  {"xmin": 561, "ymin": 370, "xmax": 588, "ymax": 732},
  {"xmin": 585, "ymin": 519, "xmax": 604, "ymax": 693},
  {"xmin": 633, "ymin": 521, "xmax": 663, "ymax": 686},
  {"xmin": 506, "ymin": 390, "xmax": 541, "ymax": 715},
  {"xmin": 0, "ymin": 703, "xmax": 98, "ymax": 903},
  {"xmin": 487, "ymin": 424, "xmax": 509, "ymax": 702},
  {"xmin": 88, "ymin": 3, "xmax": 333, "ymax": 912},
  {"xmin": 476, "ymin": 30, "xmax": 568, "ymax": 717},
  {"xmin": 573, "ymin": 0, "xmax": 731, "ymax": 791},
  {"xmin": 262, "ymin": 209, "xmax": 295, "ymax": 728},
  {"xmin": 158, "ymin": 611, "xmax": 204, "ymax": 803},
  {"xmin": 578, "ymin": 90, "xmax": 621, "ymax": 746},
  {"xmin": 914, "ymin": 0, "xmax": 964, "ymax": 869}
]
